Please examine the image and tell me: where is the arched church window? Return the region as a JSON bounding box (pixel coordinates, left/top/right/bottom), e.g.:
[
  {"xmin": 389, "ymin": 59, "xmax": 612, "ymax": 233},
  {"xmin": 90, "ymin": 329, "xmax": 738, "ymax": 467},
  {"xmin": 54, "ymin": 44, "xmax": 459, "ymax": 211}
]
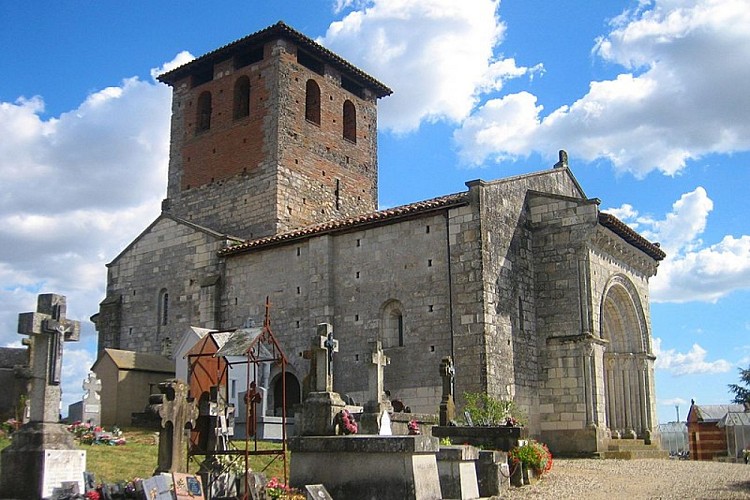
[
  {"xmin": 196, "ymin": 91, "xmax": 212, "ymax": 133},
  {"xmin": 233, "ymin": 76, "xmax": 250, "ymax": 119},
  {"xmin": 305, "ymin": 79, "xmax": 321, "ymax": 125},
  {"xmin": 381, "ymin": 300, "xmax": 405, "ymax": 348},
  {"xmin": 343, "ymin": 100, "xmax": 356, "ymax": 142}
]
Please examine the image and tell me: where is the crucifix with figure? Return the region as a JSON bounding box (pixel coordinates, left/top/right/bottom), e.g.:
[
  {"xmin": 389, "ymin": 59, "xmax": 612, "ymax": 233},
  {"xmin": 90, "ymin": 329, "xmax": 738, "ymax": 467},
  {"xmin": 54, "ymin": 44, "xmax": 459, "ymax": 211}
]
[
  {"xmin": 17, "ymin": 294, "xmax": 80, "ymax": 423},
  {"xmin": 316, "ymin": 323, "xmax": 338, "ymax": 392}
]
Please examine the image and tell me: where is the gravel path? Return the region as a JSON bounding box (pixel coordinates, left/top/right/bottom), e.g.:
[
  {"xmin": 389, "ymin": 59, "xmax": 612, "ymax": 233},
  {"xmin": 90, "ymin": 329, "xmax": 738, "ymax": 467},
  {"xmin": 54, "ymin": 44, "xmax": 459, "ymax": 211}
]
[{"xmin": 499, "ymin": 459, "xmax": 750, "ymax": 499}]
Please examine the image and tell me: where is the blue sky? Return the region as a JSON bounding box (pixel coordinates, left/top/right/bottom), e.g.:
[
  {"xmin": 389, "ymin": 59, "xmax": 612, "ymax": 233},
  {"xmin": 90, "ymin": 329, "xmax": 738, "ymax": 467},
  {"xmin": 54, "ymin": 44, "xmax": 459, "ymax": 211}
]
[{"xmin": 1, "ymin": 0, "xmax": 748, "ymax": 422}]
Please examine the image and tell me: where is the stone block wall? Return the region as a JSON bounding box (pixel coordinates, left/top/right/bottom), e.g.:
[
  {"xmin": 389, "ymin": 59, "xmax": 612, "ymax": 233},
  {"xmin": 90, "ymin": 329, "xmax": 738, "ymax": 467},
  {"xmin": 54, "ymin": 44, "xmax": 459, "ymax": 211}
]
[
  {"xmin": 98, "ymin": 216, "xmax": 229, "ymax": 355},
  {"xmin": 222, "ymin": 212, "xmax": 453, "ymax": 414}
]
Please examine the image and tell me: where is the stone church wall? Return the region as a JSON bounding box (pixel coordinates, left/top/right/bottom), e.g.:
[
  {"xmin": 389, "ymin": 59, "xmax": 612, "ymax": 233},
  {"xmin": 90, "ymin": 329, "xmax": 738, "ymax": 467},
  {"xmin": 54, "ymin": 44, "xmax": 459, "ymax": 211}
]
[
  {"xmin": 222, "ymin": 212, "xmax": 453, "ymax": 413},
  {"xmin": 465, "ymin": 170, "xmax": 585, "ymax": 431},
  {"xmin": 100, "ymin": 217, "xmax": 227, "ymax": 356}
]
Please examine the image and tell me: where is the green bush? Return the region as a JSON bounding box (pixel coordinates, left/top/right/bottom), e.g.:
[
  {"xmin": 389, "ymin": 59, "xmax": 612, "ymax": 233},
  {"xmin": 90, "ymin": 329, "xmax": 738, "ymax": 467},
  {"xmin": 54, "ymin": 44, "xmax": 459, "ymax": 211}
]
[{"xmin": 461, "ymin": 392, "xmax": 527, "ymax": 427}]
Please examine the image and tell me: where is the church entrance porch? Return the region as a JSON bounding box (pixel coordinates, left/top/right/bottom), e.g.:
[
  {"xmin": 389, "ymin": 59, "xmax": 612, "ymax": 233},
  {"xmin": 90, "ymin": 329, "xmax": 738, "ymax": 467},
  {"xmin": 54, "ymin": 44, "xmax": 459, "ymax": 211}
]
[{"xmin": 600, "ymin": 277, "xmax": 656, "ymax": 442}]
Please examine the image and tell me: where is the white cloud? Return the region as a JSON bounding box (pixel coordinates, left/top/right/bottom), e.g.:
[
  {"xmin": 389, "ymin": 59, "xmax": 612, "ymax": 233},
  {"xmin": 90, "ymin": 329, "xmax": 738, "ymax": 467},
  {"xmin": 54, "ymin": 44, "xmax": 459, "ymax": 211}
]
[
  {"xmin": 653, "ymin": 337, "xmax": 732, "ymax": 375},
  {"xmin": 0, "ymin": 55, "xmax": 180, "ymax": 358},
  {"xmin": 607, "ymin": 188, "xmax": 750, "ymax": 302},
  {"xmin": 659, "ymin": 397, "xmax": 688, "ymax": 407},
  {"xmin": 319, "ymin": 0, "xmax": 541, "ymax": 133},
  {"xmin": 454, "ymin": 0, "xmax": 750, "ymax": 176}
]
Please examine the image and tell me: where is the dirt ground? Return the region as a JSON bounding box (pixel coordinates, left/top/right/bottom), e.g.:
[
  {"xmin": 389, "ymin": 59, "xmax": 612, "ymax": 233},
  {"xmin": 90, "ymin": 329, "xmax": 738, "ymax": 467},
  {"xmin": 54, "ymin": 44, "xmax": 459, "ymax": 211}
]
[{"xmin": 502, "ymin": 458, "xmax": 750, "ymax": 499}]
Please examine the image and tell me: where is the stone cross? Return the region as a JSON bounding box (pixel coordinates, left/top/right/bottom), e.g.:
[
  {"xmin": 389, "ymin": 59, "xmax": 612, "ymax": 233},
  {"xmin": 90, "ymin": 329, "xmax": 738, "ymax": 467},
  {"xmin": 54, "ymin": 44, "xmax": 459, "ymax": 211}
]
[
  {"xmin": 368, "ymin": 340, "xmax": 390, "ymax": 405},
  {"xmin": 439, "ymin": 356, "xmax": 456, "ymax": 426},
  {"xmin": 156, "ymin": 379, "xmax": 198, "ymax": 474},
  {"xmin": 82, "ymin": 372, "xmax": 102, "ymax": 426},
  {"xmin": 316, "ymin": 323, "xmax": 338, "ymax": 392},
  {"xmin": 18, "ymin": 294, "xmax": 80, "ymax": 423}
]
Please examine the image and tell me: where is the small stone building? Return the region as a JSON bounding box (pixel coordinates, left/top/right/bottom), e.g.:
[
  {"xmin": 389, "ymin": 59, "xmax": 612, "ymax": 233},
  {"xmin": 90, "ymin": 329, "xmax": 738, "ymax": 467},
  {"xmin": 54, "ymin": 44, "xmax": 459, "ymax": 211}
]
[
  {"xmin": 93, "ymin": 22, "xmax": 665, "ymax": 454},
  {"xmin": 687, "ymin": 402, "xmax": 746, "ymax": 461},
  {"xmin": 91, "ymin": 348, "xmax": 174, "ymax": 426}
]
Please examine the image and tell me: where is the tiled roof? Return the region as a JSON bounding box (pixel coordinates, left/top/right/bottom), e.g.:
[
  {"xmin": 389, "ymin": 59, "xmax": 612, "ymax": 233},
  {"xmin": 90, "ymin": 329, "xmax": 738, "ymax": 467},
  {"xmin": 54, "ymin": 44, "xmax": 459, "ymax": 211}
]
[
  {"xmin": 693, "ymin": 404, "xmax": 745, "ymax": 422},
  {"xmin": 220, "ymin": 192, "xmax": 469, "ymax": 256},
  {"xmin": 100, "ymin": 348, "xmax": 174, "ymax": 374},
  {"xmin": 158, "ymin": 21, "xmax": 392, "ymax": 98},
  {"xmin": 599, "ymin": 213, "xmax": 666, "ymax": 261}
]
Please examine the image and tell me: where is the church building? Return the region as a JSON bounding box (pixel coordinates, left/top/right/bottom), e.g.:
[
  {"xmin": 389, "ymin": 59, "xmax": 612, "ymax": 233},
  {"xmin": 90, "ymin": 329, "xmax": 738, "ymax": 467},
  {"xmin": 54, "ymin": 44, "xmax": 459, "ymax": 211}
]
[{"xmin": 93, "ymin": 22, "xmax": 665, "ymax": 454}]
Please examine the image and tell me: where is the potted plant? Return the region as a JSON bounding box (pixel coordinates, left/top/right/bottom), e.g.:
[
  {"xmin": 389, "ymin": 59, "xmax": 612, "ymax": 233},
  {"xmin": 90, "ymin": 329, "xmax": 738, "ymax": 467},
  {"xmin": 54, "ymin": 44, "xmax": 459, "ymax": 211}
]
[{"xmin": 508, "ymin": 440, "xmax": 553, "ymax": 484}]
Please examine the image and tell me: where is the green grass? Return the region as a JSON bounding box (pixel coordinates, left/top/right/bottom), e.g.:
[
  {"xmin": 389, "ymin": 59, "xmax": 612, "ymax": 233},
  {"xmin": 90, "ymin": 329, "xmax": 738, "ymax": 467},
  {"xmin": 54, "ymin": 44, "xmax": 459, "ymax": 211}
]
[{"xmin": 0, "ymin": 429, "xmax": 289, "ymax": 485}]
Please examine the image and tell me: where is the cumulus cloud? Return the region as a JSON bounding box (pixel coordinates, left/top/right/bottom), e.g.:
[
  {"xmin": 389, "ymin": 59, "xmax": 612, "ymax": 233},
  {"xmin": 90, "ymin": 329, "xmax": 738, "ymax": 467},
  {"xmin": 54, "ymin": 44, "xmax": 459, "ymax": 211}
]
[
  {"xmin": 653, "ymin": 337, "xmax": 732, "ymax": 375},
  {"xmin": 606, "ymin": 187, "xmax": 750, "ymax": 302},
  {"xmin": 319, "ymin": 0, "xmax": 541, "ymax": 133},
  {"xmin": 0, "ymin": 54, "xmax": 180, "ymax": 393},
  {"xmin": 453, "ymin": 0, "xmax": 750, "ymax": 176}
]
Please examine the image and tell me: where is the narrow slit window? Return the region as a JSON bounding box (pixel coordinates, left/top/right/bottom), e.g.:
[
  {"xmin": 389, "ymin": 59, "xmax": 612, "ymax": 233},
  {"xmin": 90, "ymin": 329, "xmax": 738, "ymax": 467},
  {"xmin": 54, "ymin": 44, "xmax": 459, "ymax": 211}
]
[
  {"xmin": 233, "ymin": 76, "xmax": 250, "ymax": 119},
  {"xmin": 196, "ymin": 91, "xmax": 212, "ymax": 133},
  {"xmin": 305, "ymin": 79, "xmax": 321, "ymax": 125},
  {"xmin": 343, "ymin": 100, "xmax": 356, "ymax": 142}
]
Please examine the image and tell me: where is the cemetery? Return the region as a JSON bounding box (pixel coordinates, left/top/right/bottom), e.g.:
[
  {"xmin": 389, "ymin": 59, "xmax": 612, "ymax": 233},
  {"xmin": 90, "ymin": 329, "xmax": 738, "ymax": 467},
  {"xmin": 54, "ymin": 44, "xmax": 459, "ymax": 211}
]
[{"xmin": 0, "ymin": 294, "xmax": 566, "ymax": 499}]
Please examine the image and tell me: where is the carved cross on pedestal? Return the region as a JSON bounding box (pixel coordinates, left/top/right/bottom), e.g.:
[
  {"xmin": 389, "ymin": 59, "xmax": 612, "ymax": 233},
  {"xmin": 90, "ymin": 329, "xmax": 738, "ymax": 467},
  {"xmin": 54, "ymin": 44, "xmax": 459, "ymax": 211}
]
[
  {"xmin": 18, "ymin": 294, "xmax": 80, "ymax": 423},
  {"xmin": 315, "ymin": 323, "xmax": 338, "ymax": 392},
  {"xmin": 439, "ymin": 356, "xmax": 456, "ymax": 426},
  {"xmin": 156, "ymin": 379, "xmax": 198, "ymax": 474},
  {"xmin": 368, "ymin": 340, "xmax": 390, "ymax": 404}
]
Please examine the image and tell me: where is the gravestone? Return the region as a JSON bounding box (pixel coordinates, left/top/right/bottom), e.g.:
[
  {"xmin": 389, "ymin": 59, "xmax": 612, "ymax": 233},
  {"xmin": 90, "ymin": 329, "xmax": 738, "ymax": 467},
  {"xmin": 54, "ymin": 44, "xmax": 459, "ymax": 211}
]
[
  {"xmin": 361, "ymin": 340, "xmax": 393, "ymax": 434},
  {"xmin": 439, "ymin": 356, "xmax": 456, "ymax": 426},
  {"xmin": 297, "ymin": 324, "xmax": 346, "ymax": 436},
  {"xmin": 82, "ymin": 372, "xmax": 102, "ymax": 426},
  {"xmin": 155, "ymin": 379, "xmax": 199, "ymax": 474},
  {"xmin": 0, "ymin": 293, "xmax": 85, "ymax": 499}
]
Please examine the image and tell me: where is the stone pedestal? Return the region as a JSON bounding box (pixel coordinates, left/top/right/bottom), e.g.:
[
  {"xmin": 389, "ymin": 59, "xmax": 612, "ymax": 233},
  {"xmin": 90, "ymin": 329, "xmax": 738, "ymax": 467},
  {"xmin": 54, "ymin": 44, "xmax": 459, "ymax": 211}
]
[
  {"xmin": 431, "ymin": 426, "xmax": 526, "ymax": 452},
  {"xmin": 297, "ymin": 392, "xmax": 346, "ymax": 436},
  {"xmin": 289, "ymin": 435, "xmax": 442, "ymax": 500},
  {"xmin": 436, "ymin": 445, "xmax": 480, "ymax": 500},
  {"xmin": 360, "ymin": 400, "xmax": 393, "ymax": 435},
  {"xmin": 475, "ymin": 450, "xmax": 510, "ymax": 497},
  {"xmin": 0, "ymin": 422, "xmax": 84, "ymax": 499}
]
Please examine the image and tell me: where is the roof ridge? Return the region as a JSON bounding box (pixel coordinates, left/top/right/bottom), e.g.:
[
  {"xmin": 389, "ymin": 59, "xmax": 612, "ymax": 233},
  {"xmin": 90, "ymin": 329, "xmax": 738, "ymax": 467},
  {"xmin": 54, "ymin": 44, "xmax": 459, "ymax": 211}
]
[{"xmin": 220, "ymin": 191, "xmax": 469, "ymax": 256}]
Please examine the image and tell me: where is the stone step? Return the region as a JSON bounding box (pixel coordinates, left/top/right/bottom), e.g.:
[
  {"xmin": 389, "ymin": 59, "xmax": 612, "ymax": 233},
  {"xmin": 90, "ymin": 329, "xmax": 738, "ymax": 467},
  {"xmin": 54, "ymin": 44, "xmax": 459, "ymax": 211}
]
[
  {"xmin": 599, "ymin": 449, "xmax": 670, "ymax": 460},
  {"xmin": 608, "ymin": 440, "xmax": 661, "ymax": 451}
]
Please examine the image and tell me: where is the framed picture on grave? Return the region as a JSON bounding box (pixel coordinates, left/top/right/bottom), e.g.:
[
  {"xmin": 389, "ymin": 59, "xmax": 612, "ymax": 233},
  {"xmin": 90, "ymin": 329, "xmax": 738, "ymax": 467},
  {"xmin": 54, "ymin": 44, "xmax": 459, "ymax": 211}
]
[{"xmin": 173, "ymin": 472, "xmax": 205, "ymax": 500}]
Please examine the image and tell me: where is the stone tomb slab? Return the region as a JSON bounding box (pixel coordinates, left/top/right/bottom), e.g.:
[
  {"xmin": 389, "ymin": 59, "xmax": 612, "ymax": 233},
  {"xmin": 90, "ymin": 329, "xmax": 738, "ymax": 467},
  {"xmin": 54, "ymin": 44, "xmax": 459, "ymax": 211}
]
[
  {"xmin": 289, "ymin": 435, "xmax": 442, "ymax": 500},
  {"xmin": 436, "ymin": 445, "xmax": 480, "ymax": 500}
]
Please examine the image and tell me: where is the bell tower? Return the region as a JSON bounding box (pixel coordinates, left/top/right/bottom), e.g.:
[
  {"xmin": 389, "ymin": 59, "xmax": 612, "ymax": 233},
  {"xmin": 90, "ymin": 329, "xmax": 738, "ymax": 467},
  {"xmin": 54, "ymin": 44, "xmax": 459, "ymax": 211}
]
[{"xmin": 158, "ymin": 22, "xmax": 391, "ymax": 239}]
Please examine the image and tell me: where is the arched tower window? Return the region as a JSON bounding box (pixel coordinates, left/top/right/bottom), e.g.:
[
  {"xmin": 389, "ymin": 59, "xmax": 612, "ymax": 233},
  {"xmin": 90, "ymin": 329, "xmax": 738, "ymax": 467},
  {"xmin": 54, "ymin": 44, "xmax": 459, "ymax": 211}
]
[
  {"xmin": 305, "ymin": 79, "xmax": 321, "ymax": 125},
  {"xmin": 196, "ymin": 91, "xmax": 212, "ymax": 133},
  {"xmin": 158, "ymin": 289, "xmax": 169, "ymax": 327},
  {"xmin": 343, "ymin": 100, "xmax": 356, "ymax": 142},
  {"xmin": 233, "ymin": 76, "xmax": 250, "ymax": 119},
  {"xmin": 381, "ymin": 300, "xmax": 405, "ymax": 348}
]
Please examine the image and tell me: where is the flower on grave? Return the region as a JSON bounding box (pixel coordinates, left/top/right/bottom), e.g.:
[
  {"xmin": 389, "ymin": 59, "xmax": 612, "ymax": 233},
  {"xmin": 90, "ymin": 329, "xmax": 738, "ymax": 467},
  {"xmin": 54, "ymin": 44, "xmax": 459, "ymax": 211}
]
[
  {"xmin": 266, "ymin": 477, "xmax": 302, "ymax": 499},
  {"xmin": 84, "ymin": 490, "xmax": 100, "ymax": 500},
  {"xmin": 508, "ymin": 440, "xmax": 553, "ymax": 475},
  {"xmin": 407, "ymin": 419, "xmax": 421, "ymax": 435},
  {"xmin": 335, "ymin": 409, "xmax": 358, "ymax": 435}
]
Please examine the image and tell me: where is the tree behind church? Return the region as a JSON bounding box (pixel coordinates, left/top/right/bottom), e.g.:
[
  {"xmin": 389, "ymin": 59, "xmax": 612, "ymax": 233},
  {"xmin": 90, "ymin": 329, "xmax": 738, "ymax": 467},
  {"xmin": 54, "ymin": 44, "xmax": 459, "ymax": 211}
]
[{"xmin": 728, "ymin": 365, "xmax": 750, "ymax": 404}]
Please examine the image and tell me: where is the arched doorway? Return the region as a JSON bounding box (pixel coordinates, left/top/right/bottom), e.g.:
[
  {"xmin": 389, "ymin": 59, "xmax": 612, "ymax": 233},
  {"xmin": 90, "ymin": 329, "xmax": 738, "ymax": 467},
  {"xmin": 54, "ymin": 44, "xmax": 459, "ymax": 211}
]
[
  {"xmin": 600, "ymin": 276, "xmax": 653, "ymax": 438},
  {"xmin": 270, "ymin": 372, "xmax": 301, "ymax": 417}
]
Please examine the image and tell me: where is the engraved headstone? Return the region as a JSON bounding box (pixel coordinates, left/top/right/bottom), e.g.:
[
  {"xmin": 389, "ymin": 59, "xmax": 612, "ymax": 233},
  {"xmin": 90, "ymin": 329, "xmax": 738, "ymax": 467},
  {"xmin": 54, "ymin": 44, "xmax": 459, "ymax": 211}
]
[{"xmin": 82, "ymin": 372, "xmax": 102, "ymax": 426}]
